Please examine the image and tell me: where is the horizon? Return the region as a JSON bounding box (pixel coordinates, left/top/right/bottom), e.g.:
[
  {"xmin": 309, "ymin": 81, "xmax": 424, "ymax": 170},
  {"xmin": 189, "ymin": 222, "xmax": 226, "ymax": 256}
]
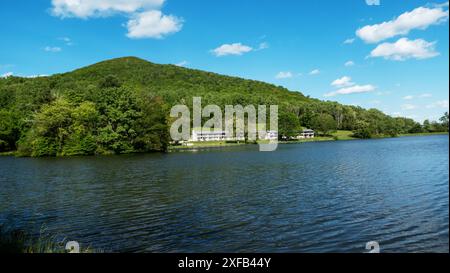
[{"xmin": 1, "ymin": 0, "xmax": 449, "ymax": 122}]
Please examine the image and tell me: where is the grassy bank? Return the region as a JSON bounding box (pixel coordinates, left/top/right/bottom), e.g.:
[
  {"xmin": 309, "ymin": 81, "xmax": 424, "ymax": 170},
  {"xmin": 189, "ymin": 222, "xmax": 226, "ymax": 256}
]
[
  {"xmin": 169, "ymin": 141, "xmax": 248, "ymax": 150},
  {"xmin": 2, "ymin": 131, "xmax": 448, "ymax": 155},
  {"xmin": 169, "ymin": 130, "xmax": 448, "ymax": 150},
  {"xmin": 398, "ymin": 132, "xmax": 449, "ymax": 137},
  {"xmin": 0, "ymin": 226, "xmax": 94, "ymax": 253},
  {"xmin": 0, "ymin": 151, "xmax": 16, "ymax": 156}
]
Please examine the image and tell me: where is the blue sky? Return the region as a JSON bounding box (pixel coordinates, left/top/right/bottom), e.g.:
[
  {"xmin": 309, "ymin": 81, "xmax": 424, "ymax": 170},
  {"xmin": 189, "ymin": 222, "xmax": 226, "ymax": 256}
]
[{"xmin": 1, "ymin": 0, "xmax": 449, "ymax": 122}]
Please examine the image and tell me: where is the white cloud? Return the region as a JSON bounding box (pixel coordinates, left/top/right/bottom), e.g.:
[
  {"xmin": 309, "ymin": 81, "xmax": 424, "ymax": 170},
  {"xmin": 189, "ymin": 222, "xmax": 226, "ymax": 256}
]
[
  {"xmin": 24, "ymin": 74, "xmax": 49, "ymax": 78},
  {"xmin": 212, "ymin": 43, "xmax": 253, "ymax": 57},
  {"xmin": 44, "ymin": 46, "xmax": 62, "ymax": 52},
  {"xmin": 369, "ymin": 38, "xmax": 439, "ymax": 61},
  {"xmin": 51, "ymin": 0, "xmax": 182, "ymax": 40},
  {"xmin": 325, "ymin": 84, "xmax": 376, "ymax": 97},
  {"xmin": 356, "ymin": 5, "xmax": 449, "ymax": 43},
  {"xmin": 344, "ymin": 60, "xmax": 355, "ymax": 67},
  {"xmin": 343, "ymin": 38, "xmax": 355, "ymax": 44},
  {"xmin": 0, "ymin": 72, "xmax": 13, "ymax": 78},
  {"xmin": 275, "ymin": 71, "xmax": 293, "ymax": 79},
  {"xmin": 126, "ymin": 10, "xmax": 183, "ymax": 39},
  {"xmin": 331, "ymin": 76, "xmax": 354, "ymax": 88},
  {"xmin": 175, "ymin": 61, "xmax": 188, "ymax": 67},
  {"xmin": 51, "ymin": 0, "xmax": 165, "ymax": 18},
  {"xmin": 403, "ymin": 93, "xmax": 433, "ymax": 100},
  {"xmin": 401, "ymin": 104, "xmax": 418, "ymax": 110},
  {"xmin": 257, "ymin": 42, "xmax": 269, "ymax": 50},
  {"xmin": 309, "ymin": 69, "xmax": 320, "ymax": 75},
  {"xmin": 58, "ymin": 37, "xmax": 73, "ymax": 46},
  {"xmin": 366, "ymin": 0, "xmax": 380, "ymax": 6},
  {"xmin": 426, "ymin": 100, "xmax": 449, "ymax": 109}
]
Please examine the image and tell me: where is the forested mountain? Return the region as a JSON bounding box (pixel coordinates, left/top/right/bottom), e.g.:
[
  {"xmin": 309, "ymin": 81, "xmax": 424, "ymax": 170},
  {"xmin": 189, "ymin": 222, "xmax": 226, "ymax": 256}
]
[{"xmin": 0, "ymin": 57, "xmax": 447, "ymax": 156}]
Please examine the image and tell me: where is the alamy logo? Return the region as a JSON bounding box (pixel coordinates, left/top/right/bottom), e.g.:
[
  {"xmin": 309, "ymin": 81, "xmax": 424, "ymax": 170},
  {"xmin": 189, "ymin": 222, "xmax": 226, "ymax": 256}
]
[{"xmin": 170, "ymin": 97, "xmax": 279, "ymax": 151}]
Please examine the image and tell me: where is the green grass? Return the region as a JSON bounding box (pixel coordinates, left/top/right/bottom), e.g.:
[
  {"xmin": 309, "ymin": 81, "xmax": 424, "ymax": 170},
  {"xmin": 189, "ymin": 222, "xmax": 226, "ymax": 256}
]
[
  {"xmin": 331, "ymin": 130, "xmax": 358, "ymax": 140},
  {"xmin": 0, "ymin": 226, "xmax": 94, "ymax": 253},
  {"xmin": 0, "ymin": 151, "xmax": 16, "ymax": 156},
  {"xmin": 284, "ymin": 130, "xmax": 356, "ymax": 144}
]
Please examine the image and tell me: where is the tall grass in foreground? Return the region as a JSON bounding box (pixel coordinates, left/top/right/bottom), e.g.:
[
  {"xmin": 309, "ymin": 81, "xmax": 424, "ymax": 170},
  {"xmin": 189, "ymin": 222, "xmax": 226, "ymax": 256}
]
[{"xmin": 0, "ymin": 225, "xmax": 94, "ymax": 253}]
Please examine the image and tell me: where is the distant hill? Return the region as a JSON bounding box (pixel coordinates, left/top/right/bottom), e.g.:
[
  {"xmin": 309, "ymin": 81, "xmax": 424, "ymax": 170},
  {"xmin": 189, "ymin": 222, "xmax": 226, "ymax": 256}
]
[{"xmin": 0, "ymin": 57, "xmax": 427, "ymax": 156}]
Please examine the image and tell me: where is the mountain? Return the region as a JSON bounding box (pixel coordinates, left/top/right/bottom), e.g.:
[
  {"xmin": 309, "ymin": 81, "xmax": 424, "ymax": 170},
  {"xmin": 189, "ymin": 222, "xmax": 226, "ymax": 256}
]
[{"xmin": 0, "ymin": 57, "xmax": 425, "ymax": 156}]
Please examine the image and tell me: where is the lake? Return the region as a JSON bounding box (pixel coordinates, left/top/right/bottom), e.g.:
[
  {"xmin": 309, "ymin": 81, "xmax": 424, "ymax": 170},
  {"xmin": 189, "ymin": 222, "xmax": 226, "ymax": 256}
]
[{"xmin": 0, "ymin": 135, "xmax": 448, "ymax": 253}]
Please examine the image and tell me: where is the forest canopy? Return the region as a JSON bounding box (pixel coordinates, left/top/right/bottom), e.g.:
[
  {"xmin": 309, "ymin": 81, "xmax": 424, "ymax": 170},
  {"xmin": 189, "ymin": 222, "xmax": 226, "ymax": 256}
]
[{"xmin": 0, "ymin": 57, "xmax": 448, "ymax": 156}]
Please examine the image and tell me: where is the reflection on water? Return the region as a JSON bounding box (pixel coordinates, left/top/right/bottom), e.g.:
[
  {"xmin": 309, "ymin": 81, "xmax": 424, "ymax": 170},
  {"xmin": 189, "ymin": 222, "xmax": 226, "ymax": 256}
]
[{"xmin": 0, "ymin": 135, "xmax": 448, "ymax": 252}]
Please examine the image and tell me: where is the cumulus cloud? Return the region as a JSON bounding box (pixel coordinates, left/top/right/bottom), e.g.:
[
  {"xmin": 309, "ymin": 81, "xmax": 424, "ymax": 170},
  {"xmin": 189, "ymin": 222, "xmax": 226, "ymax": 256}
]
[
  {"xmin": 356, "ymin": 4, "xmax": 449, "ymax": 43},
  {"xmin": 50, "ymin": 0, "xmax": 182, "ymax": 39},
  {"xmin": 369, "ymin": 38, "xmax": 439, "ymax": 61},
  {"xmin": 325, "ymin": 84, "xmax": 376, "ymax": 97},
  {"xmin": 309, "ymin": 69, "xmax": 320, "ymax": 75},
  {"xmin": 275, "ymin": 71, "xmax": 293, "ymax": 79},
  {"xmin": 0, "ymin": 72, "xmax": 13, "ymax": 78},
  {"xmin": 211, "ymin": 43, "xmax": 253, "ymax": 57},
  {"xmin": 126, "ymin": 10, "xmax": 183, "ymax": 39},
  {"xmin": 331, "ymin": 76, "xmax": 354, "ymax": 88},
  {"xmin": 403, "ymin": 95, "xmax": 414, "ymax": 100},
  {"xmin": 44, "ymin": 46, "xmax": 62, "ymax": 52},
  {"xmin": 51, "ymin": 0, "xmax": 164, "ymax": 18},
  {"xmin": 344, "ymin": 61, "xmax": 355, "ymax": 67}
]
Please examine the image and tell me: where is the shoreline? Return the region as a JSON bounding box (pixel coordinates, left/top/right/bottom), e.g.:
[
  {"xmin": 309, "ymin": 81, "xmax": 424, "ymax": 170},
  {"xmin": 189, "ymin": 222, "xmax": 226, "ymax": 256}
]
[
  {"xmin": 168, "ymin": 131, "xmax": 448, "ymax": 151},
  {"xmin": 1, "ymin": 132, "xmax": 448, "ymax": 157}
]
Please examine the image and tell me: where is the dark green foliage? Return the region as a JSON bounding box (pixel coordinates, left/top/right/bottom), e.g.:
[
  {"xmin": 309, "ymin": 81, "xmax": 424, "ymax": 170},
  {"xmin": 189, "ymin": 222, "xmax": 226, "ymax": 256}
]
[
  {"xmin": 279, "ymin": 111, "xmax": 302, "ymax": 139},
  {"xmin": 311, "ymin": 113, "xmax": 337, "ymax": 136},
  {"xmin": 0, "ymin": 57, "xmax": 447, "ymax": 156}
]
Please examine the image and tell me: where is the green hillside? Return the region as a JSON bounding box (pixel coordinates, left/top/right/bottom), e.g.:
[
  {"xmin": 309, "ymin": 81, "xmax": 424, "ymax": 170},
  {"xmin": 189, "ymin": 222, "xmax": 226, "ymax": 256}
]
[{"xmin": 0, "ymin": 57, "xmax": 446, "ymax": 157}]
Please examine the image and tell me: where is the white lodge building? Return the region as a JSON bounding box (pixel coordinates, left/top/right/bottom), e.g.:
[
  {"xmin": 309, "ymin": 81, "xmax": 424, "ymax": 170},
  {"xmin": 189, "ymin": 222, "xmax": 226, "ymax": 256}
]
[
  {"xmin": 297, "ymin": 129, "xmax": 315, "ymax": 139},
  {"xmin": 191, "ymin": 130, "xmax": 278, "ymax": 142}
]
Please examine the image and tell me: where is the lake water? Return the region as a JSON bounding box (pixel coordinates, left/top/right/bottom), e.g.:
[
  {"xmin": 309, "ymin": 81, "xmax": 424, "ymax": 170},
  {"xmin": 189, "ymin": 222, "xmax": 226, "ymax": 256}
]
[{"xmin": 0, "ymin": 135, "xmax": 448, "ymax": 253}]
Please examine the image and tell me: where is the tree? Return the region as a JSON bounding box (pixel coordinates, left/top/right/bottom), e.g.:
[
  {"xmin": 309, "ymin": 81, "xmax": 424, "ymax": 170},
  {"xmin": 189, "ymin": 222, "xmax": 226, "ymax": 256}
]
[
  {"xmin": 62, "ymin": 102, "xmax": 99, "ymax": 156},
  {"xmin": 99, "ymin": 75, "xmax": 121, "ymax": 89},
  {"xmin": 0, "ymin": 110, "xmax": 19, "ymax": 152},
  {"xmin": 133, "ymin": 94, "xmax": 169, "ymax": 152},
  {"xmin": 352, "ymin": 120, "xmax": 372, "ymax": 139},
  {"xmin": 423, "ymin": 120, "xmax": 431, "ymax": 132},
  {"xmin": 311, "ymin": 113, "xmax": 337, "ymax": 136},
  {"xmin": 440, "ymin": 112, "xmax": 449, "ymax": 131},
  {"xmin": 278, "ymin": 111, "xmax": 301, "ymax": 139}
]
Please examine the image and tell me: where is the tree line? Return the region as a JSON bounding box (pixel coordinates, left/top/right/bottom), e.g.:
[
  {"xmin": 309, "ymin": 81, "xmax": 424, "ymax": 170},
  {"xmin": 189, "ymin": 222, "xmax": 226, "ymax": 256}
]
[{"xmin": 0, "ymin": 57, "xmax": 448, "ymax": 156}]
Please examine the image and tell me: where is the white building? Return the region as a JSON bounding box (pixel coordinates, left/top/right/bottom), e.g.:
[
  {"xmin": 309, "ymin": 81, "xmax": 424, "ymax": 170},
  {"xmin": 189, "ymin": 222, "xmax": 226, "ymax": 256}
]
[
  {"xmin": 259, "ymin": 131, "xmax": 278, "ymax": 140},
  {"xmin": 191, "ymin": 130, "xmax": 278, "ymax": 142},
  {"xmin": 192, "ymin": 130, "xmax": 228, "ymax": 142},
  {"xmin": 297, "ymin": 129, "xmax": 315, "ymax": 139}
]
